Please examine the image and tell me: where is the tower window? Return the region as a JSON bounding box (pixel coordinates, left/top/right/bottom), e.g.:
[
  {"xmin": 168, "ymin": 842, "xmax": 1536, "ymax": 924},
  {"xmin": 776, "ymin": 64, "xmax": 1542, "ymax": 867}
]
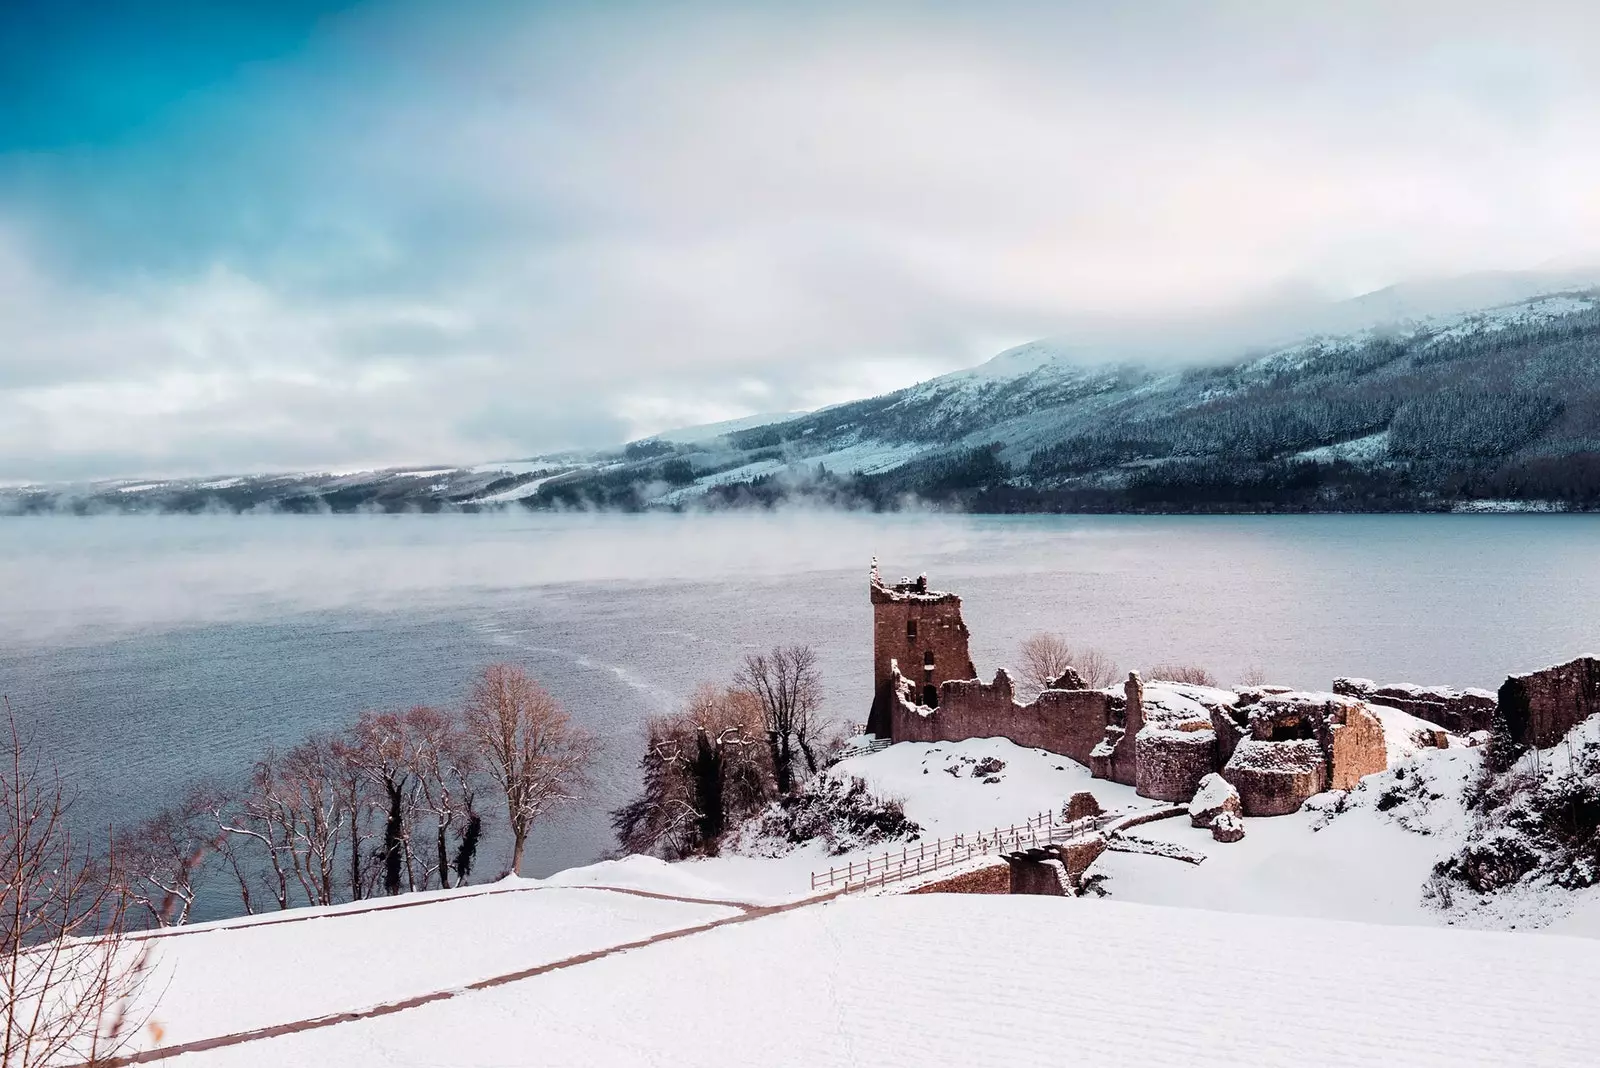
[
  {"xmin": 923, "ymin": 685, "xmax": 939, "ymax": 707},
  {"xmin": 923, "ymin": 650, "xmax": 935, "ymax": 666},
  {"xmin": 906, "ymin": 620, "xmax": 917, "ymax": 641}
]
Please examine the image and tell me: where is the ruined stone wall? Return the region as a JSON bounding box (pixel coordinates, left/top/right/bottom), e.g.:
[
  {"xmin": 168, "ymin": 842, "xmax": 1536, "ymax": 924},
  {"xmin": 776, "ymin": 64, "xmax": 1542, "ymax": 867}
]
[
  {"xmin": 1333, "ymin": 678, "xmax": 1496, "ymax": 734},
  {"xmin": 1222, "ymin": 739, "xmax": 1327, "ymax": 816},
  {"xmin": 886, "ymin": 667, "xmax": 1114, "ymax": 759},
  {"xmin": 1007, "ymin": 857, "xmax": 1070, "ymax": 896},
  {"xmin": 904, "ymin": 857, "xmax": 1011, "ymax": 895},
  {"xmin": 1499, "ymin": 656, "xmax": 1600, "ymax": 749},
  {"xmin": 1135, "ymin": 727, "xmax": 1217, "ymax": 802},
  {"xmin": 867, "ymin": 566, "xmax": 976, "ymax": 737},
  {"xmin": 1328, "ymin": 702, "xmax": 1387, "ymax": 789}
]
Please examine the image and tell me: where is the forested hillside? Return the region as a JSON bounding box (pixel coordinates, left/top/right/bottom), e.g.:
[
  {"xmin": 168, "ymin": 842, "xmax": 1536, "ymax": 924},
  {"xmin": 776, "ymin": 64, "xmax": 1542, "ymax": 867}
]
[{"xmin": 7, "ymin": 290, "xmax": 1600, "ymax": 515}]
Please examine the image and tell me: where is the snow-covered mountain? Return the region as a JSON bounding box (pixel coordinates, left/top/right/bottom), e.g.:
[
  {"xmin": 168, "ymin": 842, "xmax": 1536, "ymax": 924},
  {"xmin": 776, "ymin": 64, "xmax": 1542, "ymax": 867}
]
[{"xmin": 8, "ymin": 280, "xmax": 1600, "ymax": 514}]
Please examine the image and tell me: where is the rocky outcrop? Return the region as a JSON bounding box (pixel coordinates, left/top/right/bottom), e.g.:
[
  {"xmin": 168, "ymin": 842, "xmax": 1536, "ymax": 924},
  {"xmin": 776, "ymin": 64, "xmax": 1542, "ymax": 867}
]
[
  {"xmin": 1499, "ymin": 656, "xmax": 1600, "ymax": 749},
  {"xmin": 1332, "ymin": 677, "xmax": 1496, "ymax": 734},
  {"xmin": 1223, "ymin": 738, "xmax": 1327, "ymax": 816},
  {"xmin": 1210, "ymin": 811, "xmax": 1246, "ymax": 843},
  {"xmin": 1064, "ymin": 791, "xmax": 1102, "ymax": 822},
  {"xmin": 1188, "ymin": 773, "xmax": 1242, "ymax": 828}
]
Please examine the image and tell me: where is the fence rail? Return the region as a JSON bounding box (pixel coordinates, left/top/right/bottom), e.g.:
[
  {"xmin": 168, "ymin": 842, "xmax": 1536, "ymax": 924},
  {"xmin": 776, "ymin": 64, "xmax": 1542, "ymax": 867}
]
[{"xmin": 809, "ymin": 808, "xmax": 1105, "ymax": 893}]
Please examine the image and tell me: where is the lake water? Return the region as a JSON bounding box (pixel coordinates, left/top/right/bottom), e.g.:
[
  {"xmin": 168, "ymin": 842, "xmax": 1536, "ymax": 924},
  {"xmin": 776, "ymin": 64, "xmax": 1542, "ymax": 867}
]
[{"xmin": 2, "ymin": 512, "xmax": 1597, "ymax": 917}]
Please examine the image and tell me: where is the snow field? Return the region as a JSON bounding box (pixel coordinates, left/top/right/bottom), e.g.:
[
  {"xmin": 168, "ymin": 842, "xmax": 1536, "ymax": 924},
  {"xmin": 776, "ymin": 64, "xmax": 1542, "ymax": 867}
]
[
  {"xmin": 124, "ymin": 886, "xmax": 741, "ymax": 1055},
  {"xmin": 178, "ymin": 894, "xmax": 1600, "ymax": 1068}
]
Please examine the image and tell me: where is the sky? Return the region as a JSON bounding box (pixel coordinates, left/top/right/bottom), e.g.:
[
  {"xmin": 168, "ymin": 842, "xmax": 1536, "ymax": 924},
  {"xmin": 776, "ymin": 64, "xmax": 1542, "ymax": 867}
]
[{"xmin": 4, "ymin": 0, "xmax": 1600, "ymax": 482}]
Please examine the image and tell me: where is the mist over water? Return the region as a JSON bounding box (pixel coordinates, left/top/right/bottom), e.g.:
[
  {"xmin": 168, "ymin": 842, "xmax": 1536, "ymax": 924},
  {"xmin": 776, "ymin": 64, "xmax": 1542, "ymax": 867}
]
[{"xmin": 2, "ymin": 512, "xmax": 1598, "ymax": 919}]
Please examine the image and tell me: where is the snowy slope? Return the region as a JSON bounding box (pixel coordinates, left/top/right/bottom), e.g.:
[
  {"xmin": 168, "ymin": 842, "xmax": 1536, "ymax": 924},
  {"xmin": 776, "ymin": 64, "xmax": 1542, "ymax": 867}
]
[
  {"xmin": 169, "ymin": 894, "xmax": 1600, "ymax": 1068},
  {"xmin": 124, "ymin": 885, "xmax": 742, "ymax": 1056}
]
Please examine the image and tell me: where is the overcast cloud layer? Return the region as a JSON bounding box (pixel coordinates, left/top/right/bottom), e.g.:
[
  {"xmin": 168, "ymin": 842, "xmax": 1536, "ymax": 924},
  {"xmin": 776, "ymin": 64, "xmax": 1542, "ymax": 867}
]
[{"xmin": 4, "ymin": 0, "xmax": 1600, "ymax": 482}]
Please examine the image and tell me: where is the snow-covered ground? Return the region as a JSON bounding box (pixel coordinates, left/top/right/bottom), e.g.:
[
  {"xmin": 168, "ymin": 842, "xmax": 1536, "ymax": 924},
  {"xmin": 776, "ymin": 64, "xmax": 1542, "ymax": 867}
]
[
  {"xmin": 1294, "ymin": 430, "xmax": 1391, "ymax": 464},
  {"xmin": 123, "ymin": 885, "xmax": 743, "ymax": 1056},
  {"xmin": 159, "ymin": 892, "xmax": 1600, "ymax": 1067}
]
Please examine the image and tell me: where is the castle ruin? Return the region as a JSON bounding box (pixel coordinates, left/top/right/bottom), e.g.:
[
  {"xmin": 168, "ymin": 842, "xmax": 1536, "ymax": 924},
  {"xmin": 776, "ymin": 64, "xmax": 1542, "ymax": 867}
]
[{"xmin": 866, "ymin": 562, "xmax": 1393, "ymax": 817}]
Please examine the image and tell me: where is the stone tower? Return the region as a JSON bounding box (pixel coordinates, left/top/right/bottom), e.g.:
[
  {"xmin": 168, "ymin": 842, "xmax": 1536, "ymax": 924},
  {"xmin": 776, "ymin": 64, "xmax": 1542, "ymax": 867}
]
[{"xmin": 865, "ymin": 559, "xmax": 976, "ymax": 738}]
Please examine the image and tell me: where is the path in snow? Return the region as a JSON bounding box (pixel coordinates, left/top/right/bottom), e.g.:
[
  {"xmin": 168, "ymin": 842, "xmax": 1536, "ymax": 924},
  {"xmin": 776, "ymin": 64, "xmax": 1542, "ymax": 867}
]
[{"xmin": 112, "ymin": 885, "xmax": 769, "ymax": 1064}]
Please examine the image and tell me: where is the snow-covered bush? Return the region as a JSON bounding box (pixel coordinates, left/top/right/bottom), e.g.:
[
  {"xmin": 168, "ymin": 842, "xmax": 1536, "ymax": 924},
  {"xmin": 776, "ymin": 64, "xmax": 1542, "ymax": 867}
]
[
  {"xmin": 740, "ymin": 776, "xmax": 921, "ymax": 857},
  {"xmin": 1435, "ymin": 717, "xmax": 1600, "ymax": 894}
]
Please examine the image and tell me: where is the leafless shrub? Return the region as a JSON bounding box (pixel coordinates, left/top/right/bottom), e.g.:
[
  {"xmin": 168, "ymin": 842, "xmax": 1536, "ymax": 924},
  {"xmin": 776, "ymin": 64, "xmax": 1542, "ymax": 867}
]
[
  {"xmin": 1072, "ymin": 648, "xmax": 1119, "ymax": 690},
  {"xmin": 1236, "ymin": 664, "xmax": 1269, "ymax": 687},
  {"xmin": 1016, "ymin": 633, "xmax": 1118, "ymax": 698},
  {"xmin": 736, "ymin": 645, "xmax": 824, "ymax": 794},
  {"xmin": 612, "ymin": 685, "xmax": 774, "ymax": 859},
  {"xmin": 1148, "ymin": 662, "xmax": 1218, "ymax": 687},
  {"xmin": 2, "ymin": 701, "xmax": 148, "ymax": 1066},
  {"xmin": 465, "ymin": 664, "xmax": 597, "ymax": 876},
  {"xmin": 114, "ymin": 786, "xmax": 215, "ymax": 928}
]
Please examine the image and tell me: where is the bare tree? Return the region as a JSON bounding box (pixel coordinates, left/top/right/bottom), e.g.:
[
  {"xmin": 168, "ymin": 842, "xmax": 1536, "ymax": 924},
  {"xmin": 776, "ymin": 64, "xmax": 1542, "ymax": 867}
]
[
  {"xmin": 736, "ymin": 645, "xmax": 824, "ymax": 794},
  {"xmin": 1236, "ymin": 665, "xmax": 1269, "ymax": 687},
  {"xmin": 1072, "ymin": 648, "xmax": 1119, "ymax": 690},
  {"xmin": 611, "ymin": 684, "xmax": 773, "ymax": 859},
  {"xmin": 465, "ymin": 665, "xmax": 596, "ymax": 876},
  {"xmin": 114, "ymin": 786, "xmax": 215, "ymax": 928},
  {"xmin": 1016, "ymin": 633, "xmax": 1118, "ymax": 698},
  {"xmin": 211, "ymin": 753, "xmax": 297, "ymax": 913},
  {"xmin": 1148, "ymin": 662, "xmax": 1219, "ymax": 687},
  {"xmin": 276, "ymin": 735, "xmax": 356, "ymax": 907},
  {"xmin": 2, "ymin": 702, "xmax": 146, "ymax": 1067},
  {"xmin": 1017, "ymin": 632, "xmax": 1074, "ymax": 697},
  {"xmin": 402, "ymin": 705, "xmax": 482, "ymax": 890},
  {"xmin": 339, "ymin": 711, "xmax": 420, "ymax": 897}
]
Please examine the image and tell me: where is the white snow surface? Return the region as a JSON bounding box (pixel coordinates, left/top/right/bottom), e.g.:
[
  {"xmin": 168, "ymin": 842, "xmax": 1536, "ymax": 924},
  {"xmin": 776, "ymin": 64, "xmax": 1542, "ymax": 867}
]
[
  {"xmin": 1295, "ymin": 430, "xmax": 1391, "ymax": 463},
  {"xmin": 125, "ymin": 884, "xmax": 739, "ymax": 1057},
  {"xmin": 171, "ymin": 893, "xmax": 1600, "ymax": 1068}
]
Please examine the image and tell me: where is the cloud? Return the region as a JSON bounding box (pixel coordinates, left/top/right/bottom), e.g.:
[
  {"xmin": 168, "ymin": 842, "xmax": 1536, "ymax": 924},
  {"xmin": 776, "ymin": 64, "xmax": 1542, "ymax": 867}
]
[{"xmin": 4, "ymin": 0, "xmax": 1600, "ymax": 479}]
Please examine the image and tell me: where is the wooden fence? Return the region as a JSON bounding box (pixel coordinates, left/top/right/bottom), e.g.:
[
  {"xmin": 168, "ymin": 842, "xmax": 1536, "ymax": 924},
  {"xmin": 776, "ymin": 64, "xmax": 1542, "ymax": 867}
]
[{"xmin": 809, "ymin": 807, "xmax": 1106, "ymax": 893}]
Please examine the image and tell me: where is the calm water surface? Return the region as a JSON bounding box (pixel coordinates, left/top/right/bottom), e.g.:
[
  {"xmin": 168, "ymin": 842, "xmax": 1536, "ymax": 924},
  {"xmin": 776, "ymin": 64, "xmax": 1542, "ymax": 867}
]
[{"xmin": 2, "ymin": 512, "xmax": 1596, "ymax": 915}]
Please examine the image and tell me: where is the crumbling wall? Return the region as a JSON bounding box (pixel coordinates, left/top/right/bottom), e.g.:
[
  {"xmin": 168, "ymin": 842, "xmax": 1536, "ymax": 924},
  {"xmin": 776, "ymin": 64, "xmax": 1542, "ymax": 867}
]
[
  {"xmin": 905, "ymin": 858, "xmax": 1011, "ymax": 895},
  {"xmin": 1222, "ymin": 738, "xmax": 1327, "ymax": 816},
  {"xmin": 886, "ymin": 666, "xmax": 1116, "ymax": 759},
  {"xmin": 867, "ymin": 563, "xmax": 976, "ymax": 737},
  {"xmin": 1333, "ymin": 677, "xmax": 1496, "ymax": 734},
  {"xmin": 1007, "ymin": 857, "xmax": 1071, "ymax": 896},
  {"xmin": 1135, "ymin": 726, "xmax": 1218, "ymax": 802},
  {"xmin": 1328, "ymin": 701, "xmax": 1387, "ymax": 789},
  {"xmin": 1053, "ymin": 835, "xmax": 1107, "ymax": 886},
  {"xmin": 1499, "ymin": 656, "xmax": 1600, "ymax": 749}
]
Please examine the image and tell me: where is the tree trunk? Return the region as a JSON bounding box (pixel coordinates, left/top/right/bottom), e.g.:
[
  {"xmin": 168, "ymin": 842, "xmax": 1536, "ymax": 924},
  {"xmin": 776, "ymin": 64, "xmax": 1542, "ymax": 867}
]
[
  {"xmin": 510, "ymin": 829, "xmax": 527, "ymax": 876},
  {"xmin": 383, "ymin": 785, "xmax": 404, "ymax": 896},
  {"xmin": 768, "ymin": 730, "xmax": 791, "ymax": 795},
  {"xmin": 454, "ymin": 813, "xmax": 481, "ymax": 884},
  {"xmin": 798, "ymin": 736, "xmax": 818, "ymax": 775},
  {"xmin": 694, "ymin": 729, "xmax": 726, "ymax": 849},
  {"xmin": 349, "ymin": 786, "xmax": 363, "ymax": 901},
  {"xmin": 436, "ymin": 821, "xmax": 452, "ymax": 890}
]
